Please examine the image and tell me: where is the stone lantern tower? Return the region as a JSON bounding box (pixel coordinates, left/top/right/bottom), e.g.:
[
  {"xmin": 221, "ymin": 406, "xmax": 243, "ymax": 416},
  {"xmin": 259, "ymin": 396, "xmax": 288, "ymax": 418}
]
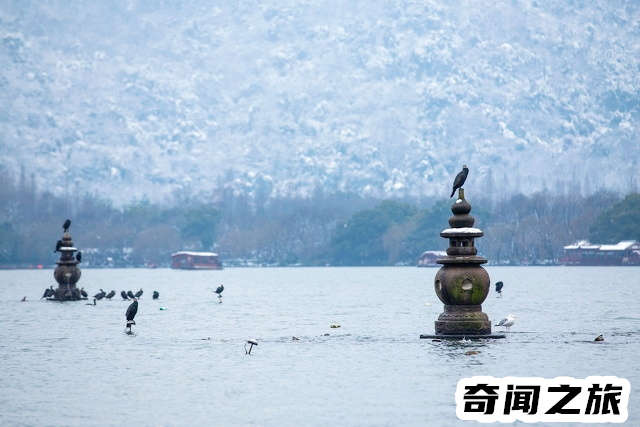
[
  {"xmin": 421, "ymin": 189, "xmax": 503, "ymax": 339},
  {"xmin": 51, "ymin": 231, "xmax": 83, "ymax": 301}
]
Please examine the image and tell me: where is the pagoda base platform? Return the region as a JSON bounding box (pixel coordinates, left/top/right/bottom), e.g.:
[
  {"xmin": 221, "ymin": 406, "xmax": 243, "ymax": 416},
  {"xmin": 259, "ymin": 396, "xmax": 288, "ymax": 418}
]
[
  {"xmin": 420, "ymin": 333, "xmax": 506, "ymax": 340},
  {"xmin": 46, "ymin": 297, "xmax": 88, "ymax": 302}
]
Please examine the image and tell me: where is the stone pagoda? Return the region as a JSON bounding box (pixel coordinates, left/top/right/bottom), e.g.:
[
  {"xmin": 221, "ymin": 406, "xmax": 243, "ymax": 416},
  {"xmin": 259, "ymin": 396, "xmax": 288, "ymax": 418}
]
[
  {"xmin": 421, "ymin": 188, "xmax": 503, "ymax": 339},
  {"xmin": 50, "ymin": 230, "xmax": 84, "ymax": 301}
]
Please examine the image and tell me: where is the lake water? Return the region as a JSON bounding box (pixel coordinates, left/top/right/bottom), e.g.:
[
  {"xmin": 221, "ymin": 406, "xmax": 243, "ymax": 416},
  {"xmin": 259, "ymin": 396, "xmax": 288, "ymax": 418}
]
[{"xmin": 0, "ymin": 267, "xmax": 638, "ymax": 426}]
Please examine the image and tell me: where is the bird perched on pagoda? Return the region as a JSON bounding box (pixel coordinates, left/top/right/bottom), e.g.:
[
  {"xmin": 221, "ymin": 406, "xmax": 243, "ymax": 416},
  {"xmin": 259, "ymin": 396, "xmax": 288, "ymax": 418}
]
[
  {"xmin": 76, "ymin": 251, "xmax": 82, "ymax": 263},
  {"xmin": 126, "ymin": 298, "xmax": 138, "ymax": 334},
  {"xmin": 450, "ymin": 165, "xmax": 469, "ymax": 198},
  {"xmin": 54, "ymin": 240, "xmax": 63, "ymax": 253},
  {"xmin": 63, "ymin": 219, "xmax": 71, "ymax": 233}
]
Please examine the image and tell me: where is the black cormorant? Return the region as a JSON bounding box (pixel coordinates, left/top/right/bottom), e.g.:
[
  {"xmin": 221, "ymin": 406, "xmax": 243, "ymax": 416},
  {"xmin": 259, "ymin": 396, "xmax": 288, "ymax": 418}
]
[
  {"xmin": 121, "ymin": 291, "xmax": 129, "ymax": 300},
  {"xmin": 450, "ymin": 165, "xmax": 469, "ymax": 198},
  {"xmin": 54, "ymin": 240, "xmax": 63, "ymax": 253},
  {"xmin": 127, "ymin": 290, "xmax": 135, "ymax": 299},
  {"xmin": 495, "ymin": 281, "xmax": 503, "ymax": 296},
  {"xmin": 126, "ymin": 298, "xmax": 138, "ymax": 333},
  {"xmin": 105, "ymin": 290, "xmax": 116, "ymax": 299},
  {"xmin": 63, "ymin": 219, "xmax": 71, "ymax": 232},
  {"xmin": 152, "ymin": 291, "xmax": 159, "ymax": 300},
  {"xmin": 76, "ymin": 252, "xmax": 82, "ymax": 262},
  {"xmin": 80, "ymin": 287, "xmax": 88, "ymax": 298},
  {"xmin": 94, "ymin": 289, "xmax": 106, "ymax": 300},
  {"xmin": 42, "ymin": 285, "xmax": 55, "ymax": 298},
  {"xmin": 134, "ymin": 289, "xmax": 143, "ymax": 298},
  {"xmin": 215, "ymin": 284, "xmax": 224, "ymax": 296}
]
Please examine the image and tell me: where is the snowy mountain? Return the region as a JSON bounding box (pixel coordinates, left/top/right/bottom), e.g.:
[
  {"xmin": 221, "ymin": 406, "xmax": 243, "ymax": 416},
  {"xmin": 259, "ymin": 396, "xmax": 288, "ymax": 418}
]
[{"xmin": 1, "ymin": 0, "xmax": 639, "ymax": 205}]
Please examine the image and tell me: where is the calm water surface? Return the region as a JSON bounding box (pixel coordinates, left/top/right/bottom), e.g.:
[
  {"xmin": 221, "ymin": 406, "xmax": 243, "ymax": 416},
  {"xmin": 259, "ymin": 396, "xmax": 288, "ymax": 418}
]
[{"xmin": 0, "ymin": 267, "xmax": 638, "ymax": 426}]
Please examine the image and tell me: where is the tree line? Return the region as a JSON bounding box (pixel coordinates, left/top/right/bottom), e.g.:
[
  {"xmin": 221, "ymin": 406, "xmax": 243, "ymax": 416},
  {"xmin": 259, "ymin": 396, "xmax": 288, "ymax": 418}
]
[{"xmin": 1, "ymin": 166, "xmax": 637, "ymax": 267}]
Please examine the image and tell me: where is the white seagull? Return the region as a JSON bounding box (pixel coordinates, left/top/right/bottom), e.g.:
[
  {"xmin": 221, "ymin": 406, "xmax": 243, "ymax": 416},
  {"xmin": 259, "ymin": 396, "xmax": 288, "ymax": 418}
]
[{"xmin": 495, "ymin": 314, "xmax": 516, "ymax": 332}]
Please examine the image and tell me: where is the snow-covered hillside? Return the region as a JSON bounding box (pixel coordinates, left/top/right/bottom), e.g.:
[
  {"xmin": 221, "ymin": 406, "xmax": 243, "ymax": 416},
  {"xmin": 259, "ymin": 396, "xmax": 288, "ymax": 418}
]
[{"xmin": 1, "ymin": 0, "xmax": 638, "ymax": 204}]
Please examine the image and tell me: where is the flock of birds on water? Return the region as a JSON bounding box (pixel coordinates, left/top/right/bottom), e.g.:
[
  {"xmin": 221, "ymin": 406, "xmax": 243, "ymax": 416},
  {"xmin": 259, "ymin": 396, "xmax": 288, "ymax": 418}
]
[
  {"xmin": 39, "ymin": 283, "xmax": 224, "ymax": 336},
  {"xmin": 29, "ymin": 196, "xmax": 606, "ymax": 348},
  {"xmin": 28, "ymin": 263, "xmax": 606, "ymax": 346}
]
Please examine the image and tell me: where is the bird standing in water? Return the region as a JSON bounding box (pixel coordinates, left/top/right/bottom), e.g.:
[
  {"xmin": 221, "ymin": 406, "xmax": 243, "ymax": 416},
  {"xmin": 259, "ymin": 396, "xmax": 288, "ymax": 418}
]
[
  {"xmin": 126, "ymin": 298, "xmax": 138, "ymax": 334},
  {"xmin": 495, "ymin": 281, "xmax": 504, "ymax": 297},
  {"xmin": 41, "ymin": 287, "xmax": 53, "ymax": 299},
  {"xmin": 215, "ymin": 284, "xmax": 224, "ymax": 303},
  {"xmin": 63, "ymin": 219, "xmax": 71, "ymax": 233},
  {"xmin": 121, "ymin": 290, "xmax": 129, "ymax": 300},
  {"xmin": 450, "ymin": 165, "xmax": 469, "ymax": 198},
  {"xmin": 152, "ymin": 291, "xmax": 159, "ymax": 300},
  {"xmin": 496, "ymin": 314, "xmax": 516, "ymax": 332}
]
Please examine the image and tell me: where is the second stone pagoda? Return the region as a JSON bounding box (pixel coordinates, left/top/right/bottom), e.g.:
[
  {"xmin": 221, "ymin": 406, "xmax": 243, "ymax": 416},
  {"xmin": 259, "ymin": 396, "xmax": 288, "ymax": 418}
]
[{"xmin": 424, "ymin": 188, "xmax": 502, "ymax": 338}]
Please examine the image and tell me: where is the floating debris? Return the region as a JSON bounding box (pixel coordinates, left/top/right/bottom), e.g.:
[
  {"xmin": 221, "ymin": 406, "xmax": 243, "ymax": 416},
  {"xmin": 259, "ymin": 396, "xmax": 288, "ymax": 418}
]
[
  {"xmin": 330, "ymin": 324, "xmax": 341, "ymax": 328},
  {"xmin": 159, "ymin": 307, "xmax": 167, "ymax": 311},
  {"xmin": 465, "ymin": 350, "xmax": 480, "ymax": 356}
]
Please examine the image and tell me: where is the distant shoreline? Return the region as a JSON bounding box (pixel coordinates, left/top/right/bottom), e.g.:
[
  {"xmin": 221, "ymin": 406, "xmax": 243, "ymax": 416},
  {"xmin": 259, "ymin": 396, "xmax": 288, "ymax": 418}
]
[{"xmin": 2, "ymin": 264, "xmax": 639, "ymax": 270}]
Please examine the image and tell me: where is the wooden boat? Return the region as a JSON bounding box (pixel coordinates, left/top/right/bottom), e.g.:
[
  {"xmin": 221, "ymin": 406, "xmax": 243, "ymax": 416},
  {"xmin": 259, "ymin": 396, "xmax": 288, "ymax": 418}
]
[{"xmin": 170, "ymin": 251, "xmax": 223, "ymax": 270}]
